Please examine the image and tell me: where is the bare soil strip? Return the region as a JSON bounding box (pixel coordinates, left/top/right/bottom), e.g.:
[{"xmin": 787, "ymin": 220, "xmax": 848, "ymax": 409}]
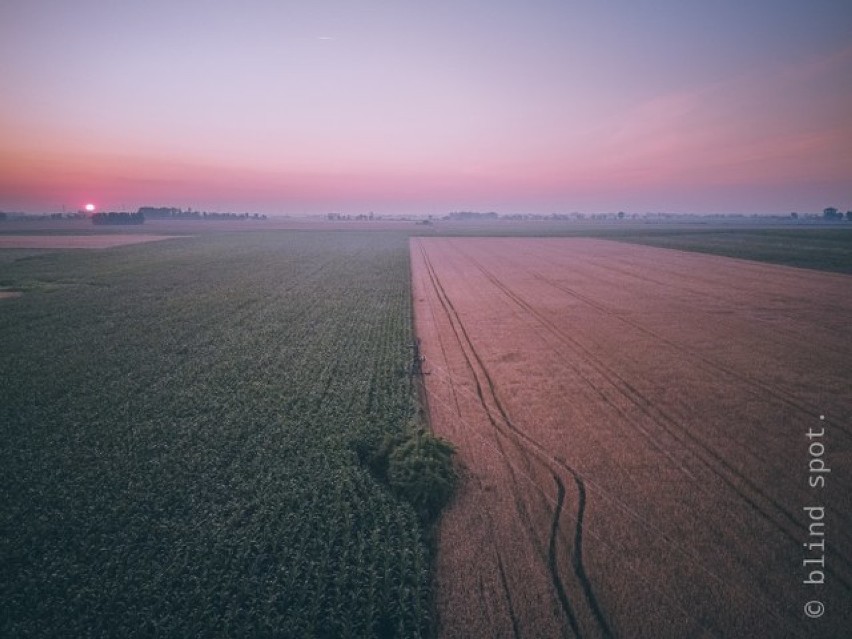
[
  {"xmin": 0, "ymin": 235, "xmax": 179, "ymax": 249},
  {"xmin": 411, "ymin": 237, "xmax": 852, "ymax": 639}
]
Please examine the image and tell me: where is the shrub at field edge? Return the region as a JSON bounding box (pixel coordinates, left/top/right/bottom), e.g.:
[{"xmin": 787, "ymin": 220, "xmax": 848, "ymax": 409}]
[{"xmin": 355, "ymin": 423, "xmax": 456, "ymax": 526}]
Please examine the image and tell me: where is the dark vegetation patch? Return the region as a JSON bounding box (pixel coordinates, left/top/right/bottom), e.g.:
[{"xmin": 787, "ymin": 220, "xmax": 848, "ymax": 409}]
[
  {"xmin": 0, "ymin": 249, "xmax": 56, "ymax": 263},
  {"xmin": 356, "ymin": 423, "xmax": 456, "ymax": 526}
]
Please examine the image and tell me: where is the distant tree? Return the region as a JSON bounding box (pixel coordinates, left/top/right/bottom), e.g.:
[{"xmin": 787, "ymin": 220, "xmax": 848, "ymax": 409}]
[
  {"xmin": 0, "ymin": 212, "xmax": 6, "ymax": 221},
  {"xmin": 823, "ymin": 207, "xmax": 840, "ymax": 220},
  {"xmin": 790, "ymin": 212, "xmax": 798, "ymax": 219},
  {"xmin": 617, "ymin": 211, "xmax": 625, "ymax": 220},
  {"xmin": 847, "ymin": 211, "xmax": 852, "ymax": 221}
]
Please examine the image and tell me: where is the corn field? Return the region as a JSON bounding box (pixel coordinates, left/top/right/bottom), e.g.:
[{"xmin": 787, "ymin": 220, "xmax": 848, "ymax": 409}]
[{"xmin": 0, "ymin": 231, "xmax": 432, "ymax": 637}]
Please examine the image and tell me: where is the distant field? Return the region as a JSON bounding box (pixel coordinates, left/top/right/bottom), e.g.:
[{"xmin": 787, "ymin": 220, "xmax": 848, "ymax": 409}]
[
  {"xmin": 0, "ymin": 232, "xmax": 431, "ymax": 637},
  {"xmin": 5, "ymin": 218, "xmax": 851, "ymax": 273},
  {"xmin": 606, "ymin": 227, "xmax": 852, "ymax": 274},
  {"xmin": 0, "ymin": 216, "xmax": 422, "ymax": 234},
  {"xmin": 427, "ymin": 222, "xmax": 852, "ymax": 274},
  {"xmin": 0, "ymin": 234, "xmax": 179, "ymax": 249}
]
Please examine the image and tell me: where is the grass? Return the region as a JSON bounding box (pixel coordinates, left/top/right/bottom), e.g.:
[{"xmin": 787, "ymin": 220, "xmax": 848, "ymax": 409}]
[{"xmin": 0, "ymin": 231, "xmax": 435, "ymax": 637}]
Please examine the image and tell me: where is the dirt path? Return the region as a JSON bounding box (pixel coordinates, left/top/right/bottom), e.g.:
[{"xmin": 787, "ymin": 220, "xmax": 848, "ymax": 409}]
[{"xmin": 411, "ymin": 237, "xmax": 852, "ymax": 639}]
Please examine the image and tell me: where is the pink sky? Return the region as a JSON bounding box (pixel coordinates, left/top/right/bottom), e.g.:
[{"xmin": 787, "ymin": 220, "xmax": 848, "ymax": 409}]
[{"xmin": 2, "ymin": 1, "xmax": 851, "ymax": 215}]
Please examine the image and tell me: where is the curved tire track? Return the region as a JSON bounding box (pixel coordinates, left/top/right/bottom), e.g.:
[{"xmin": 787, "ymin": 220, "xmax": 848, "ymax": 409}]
[
  {"xmin": 416, "ymin": 239, "xmax": 614, "ymax": 638},
  {"xmin": 463, "ymin": 248, "xmax": 852, "ymax": 590}
]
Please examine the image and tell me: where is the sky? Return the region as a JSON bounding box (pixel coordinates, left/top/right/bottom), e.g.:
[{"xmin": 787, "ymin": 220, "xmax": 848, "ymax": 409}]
[{"xmin": 1, "ymin": 0, "xmax": 851, "ymax": 216}]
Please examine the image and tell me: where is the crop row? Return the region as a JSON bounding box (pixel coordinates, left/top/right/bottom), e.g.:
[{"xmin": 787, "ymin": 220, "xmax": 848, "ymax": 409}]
[{"xmin": 0, "ymin": 231, "xmax": 431, "ymax": 637}]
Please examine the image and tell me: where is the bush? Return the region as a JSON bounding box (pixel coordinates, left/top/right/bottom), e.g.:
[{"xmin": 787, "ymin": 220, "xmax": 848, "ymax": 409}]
[
  {"xmin": 386, "ymin": 429, "xmax": 456, "ymax": 523},
  {"xmin": 359, "ymin": 426, "xmax": 457, "ymax": 524}
]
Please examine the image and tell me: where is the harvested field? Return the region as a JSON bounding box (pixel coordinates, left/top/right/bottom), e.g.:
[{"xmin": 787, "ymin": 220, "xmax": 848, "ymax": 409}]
[
  {"xmin": 411, "ymin": 237, "xmax": 852, "ymax": 638},
  {"xmin": 0, "ymin": 234, "xmax": 179, "ymax": 249}
]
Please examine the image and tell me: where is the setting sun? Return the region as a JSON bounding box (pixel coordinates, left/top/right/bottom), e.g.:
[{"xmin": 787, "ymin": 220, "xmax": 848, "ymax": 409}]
[{"xmin": 84, "ymin": 203, "xmax": 95, "ymax": 212}]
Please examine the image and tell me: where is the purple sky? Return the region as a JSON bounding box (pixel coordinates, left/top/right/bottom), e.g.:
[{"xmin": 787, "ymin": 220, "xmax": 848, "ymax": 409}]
[{"xmin": 2, "ymin": 1, "xmax": 851, "ymax": 215}]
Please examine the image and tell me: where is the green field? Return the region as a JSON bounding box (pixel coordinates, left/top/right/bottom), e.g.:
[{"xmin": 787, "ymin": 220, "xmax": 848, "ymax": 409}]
[
  {"xmin": 429, "ymin": 222, "xmax": 852, "ymax": 274},
  {"xmin": 1, "ymin": 232, "xmax": 432, "ymax": 637},
  {"xmin": 605, "ymin": 226, "xmax": 852, "ymax": 274}
]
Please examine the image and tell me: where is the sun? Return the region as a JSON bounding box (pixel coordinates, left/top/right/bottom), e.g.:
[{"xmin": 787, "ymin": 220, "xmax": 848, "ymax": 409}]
[{"xmin": 84, "ymin": 203, "xmax": 95, "ymax": 212}]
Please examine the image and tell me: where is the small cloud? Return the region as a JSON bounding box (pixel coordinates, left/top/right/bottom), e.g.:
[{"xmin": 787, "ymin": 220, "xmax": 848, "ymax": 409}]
[{"xmin": 317, "ymin": 36, "xmax": 335, "ymax": 41}]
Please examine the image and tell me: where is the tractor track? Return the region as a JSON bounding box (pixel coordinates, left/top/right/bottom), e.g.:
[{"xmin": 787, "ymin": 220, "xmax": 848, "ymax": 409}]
[
  {"xmin": 459, "ymin": 246, "xmax": 852, "ymax": 589},
  {"xmin": 412, "ymin": 237, "xmax": 852, "ymax": 637},
  {"xmin": 416, "ymin": 239, "xmax": 614, "ymax": 639},
  {"xmin": 415, "ymin": 247, "xmax": 525, "ymax": 639},
  {"xmin": 531, "ymin": 265, "xmax": 852, "ymax": 439}
]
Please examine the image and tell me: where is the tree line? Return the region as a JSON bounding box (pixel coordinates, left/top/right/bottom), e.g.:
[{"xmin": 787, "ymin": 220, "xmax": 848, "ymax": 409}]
[
  {"xmin": 92, "ymin": 212, "xmax": 145, "ymax": 225},
  {"xmin": 137, "ymin": 207, "xmax": 266, "ymax": 220}
]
